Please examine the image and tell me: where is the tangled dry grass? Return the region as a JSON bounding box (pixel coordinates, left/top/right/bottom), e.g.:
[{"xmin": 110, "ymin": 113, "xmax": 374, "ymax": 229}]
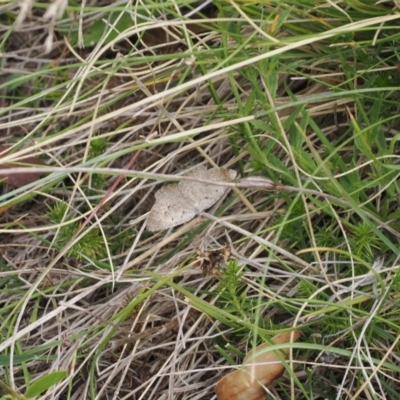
[{"xmin": 1, "ymin": 1, "xmax": 400, "ymax": 399}]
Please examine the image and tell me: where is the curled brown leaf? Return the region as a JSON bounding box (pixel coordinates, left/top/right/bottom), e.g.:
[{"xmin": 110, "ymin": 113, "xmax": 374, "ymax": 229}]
[{"xmin": 215, "ymin": 331, "xmax": 302, "ymax": 400}]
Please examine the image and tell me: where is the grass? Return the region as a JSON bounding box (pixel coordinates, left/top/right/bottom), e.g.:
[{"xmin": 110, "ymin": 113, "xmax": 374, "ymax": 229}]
[{"xmin": 1, "ymin": 0, "xmax": 400, "ymax": 399}]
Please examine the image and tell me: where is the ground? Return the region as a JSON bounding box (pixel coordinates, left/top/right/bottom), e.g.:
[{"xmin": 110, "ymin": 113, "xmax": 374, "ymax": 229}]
[{"xmin": 1, "ymin": 1, "xmax": 400, "ymax": 399}]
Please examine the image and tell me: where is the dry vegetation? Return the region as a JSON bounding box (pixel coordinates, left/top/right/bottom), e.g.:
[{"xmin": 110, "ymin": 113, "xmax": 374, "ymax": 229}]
[{"xmin": 1, "ymin": 1, "xmax": 400, "ymax": 399}]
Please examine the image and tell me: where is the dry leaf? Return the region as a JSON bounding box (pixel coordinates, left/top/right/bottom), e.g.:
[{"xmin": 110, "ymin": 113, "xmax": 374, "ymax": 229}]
[
  {"xmin": 215, "ymin": 331, "xmax": 302, "ymax": 400},
  {"xmin": 196, "ymin": 244, "xmax": 230, "ymax": 276},
  {"xmin": 0, "ymin": 145, "xmax": 45, "ymax": 188}
]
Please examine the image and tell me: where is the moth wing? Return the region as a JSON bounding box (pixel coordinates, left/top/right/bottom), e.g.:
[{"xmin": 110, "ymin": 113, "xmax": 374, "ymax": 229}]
[
  {"xmin": 180, "ymin": 168, "xmax": 237, "ymax": 212},
  {"xmin": 147, "ymin": 184, "xmax": 196, "ymax": 231}
]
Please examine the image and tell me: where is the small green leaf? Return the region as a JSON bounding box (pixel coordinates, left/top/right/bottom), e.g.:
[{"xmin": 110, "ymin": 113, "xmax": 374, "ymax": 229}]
[
  {"xmin": 0, "ymin": 353, "xmax": 56, "ymax": 366},
  {"xmin": 352, "ymin": 119, "xmax": 375, "ymax": 160},
  {"xmin": 243, "ymin": 91, "xmax": 256, "ymax": 116},
  {"xmin": 25, "ymin": 371, "xmax": 67, "ymax": 398}
]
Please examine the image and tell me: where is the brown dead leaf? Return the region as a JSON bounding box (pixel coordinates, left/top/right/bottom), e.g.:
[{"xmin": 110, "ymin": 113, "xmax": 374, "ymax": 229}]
[
  {"xmin": 215, "ymin": 331, "xmax": 302, "ymax": 400},
  {"xmin": 0, "ymin": 145, "xmax": 45, "ymax": 188},
  {"xmin": 196, "ymin": 244, "xmax": 231, "ymax": 276}
]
